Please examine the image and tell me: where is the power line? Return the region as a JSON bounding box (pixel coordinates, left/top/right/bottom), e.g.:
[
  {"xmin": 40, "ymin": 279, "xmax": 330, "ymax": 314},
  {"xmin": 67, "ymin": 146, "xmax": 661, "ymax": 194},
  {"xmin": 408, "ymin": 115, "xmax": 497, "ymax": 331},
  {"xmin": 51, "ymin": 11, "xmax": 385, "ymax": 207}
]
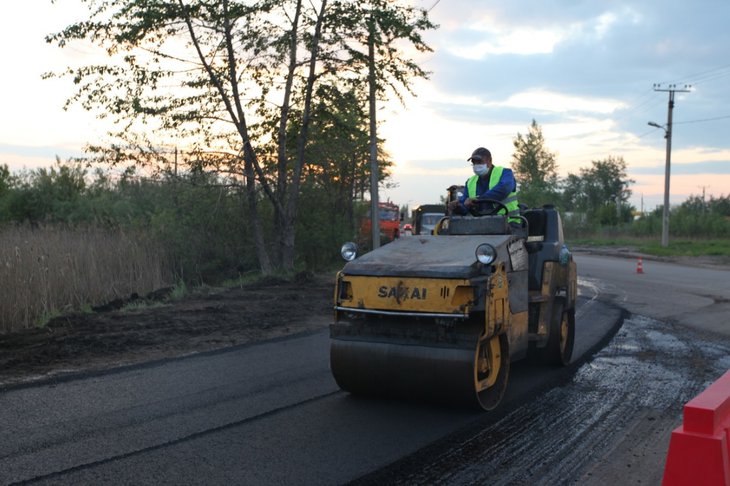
[
  {"xmin": 692, "ymin": 69, "xmax": 730, "ymax": 85},
  {"xmin": 622, "ymin": 65, "xmax": 730, "ymax": 128},
  {"xmin": 674, "ymin": 114, "xmax": 730, "ymax": 125},
  {"xmin": 636, "ymin": 128, "xmax": 661, "ymax": 139},
  {"xmin": 612, "ymin": 89, "xmax": 664, "ymax": 124},
  {"xmin": 687, "ymin": 64, "xmax": 730, "ymax": 83},
  {"xmin": 685, "ymin": 62, "xmax": 730, "ymax": 79},
  {"xmin": 427, "ymin": 0, "xmax": 441, "ymax": 12},
  {"xmin": 665, "ymin": 63, "xmax": 730, "ymax": 87}
]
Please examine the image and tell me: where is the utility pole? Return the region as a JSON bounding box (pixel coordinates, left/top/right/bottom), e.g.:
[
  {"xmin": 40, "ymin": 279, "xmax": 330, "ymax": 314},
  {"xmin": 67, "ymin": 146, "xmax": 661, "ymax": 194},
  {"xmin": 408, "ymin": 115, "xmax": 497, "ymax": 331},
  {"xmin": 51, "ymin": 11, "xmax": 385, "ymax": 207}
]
[
  {"xmin": 650, "ymin": 83, "xmax": 691, "ymax": 248},
  {"xmin": 367, "ymin": 9, "xmax": 380, "ymax": 250}
]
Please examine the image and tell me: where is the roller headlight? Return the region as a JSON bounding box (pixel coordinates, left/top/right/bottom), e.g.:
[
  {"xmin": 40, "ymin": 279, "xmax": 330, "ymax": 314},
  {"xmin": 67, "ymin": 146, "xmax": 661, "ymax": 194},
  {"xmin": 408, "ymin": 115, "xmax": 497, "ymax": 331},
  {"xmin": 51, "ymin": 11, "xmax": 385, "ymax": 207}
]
[
  {"xmin": 475, "ymin": 243, "xmax": 497, "ymax": 265},
  {"xmin": 340, "ymin": 242, "xmax": 358, "ymax": 261}
]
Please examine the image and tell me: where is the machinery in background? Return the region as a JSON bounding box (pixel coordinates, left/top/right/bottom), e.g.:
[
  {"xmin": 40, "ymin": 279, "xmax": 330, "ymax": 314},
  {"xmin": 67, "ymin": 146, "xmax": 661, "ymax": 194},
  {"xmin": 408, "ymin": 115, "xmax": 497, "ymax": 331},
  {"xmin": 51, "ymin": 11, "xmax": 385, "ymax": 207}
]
[
  {"xmin": 412, "ymin": 203, "xmax": 447, "ymax": 235},
  {"xmin": 360, "ymin": 201, "xmax": 401, "ymax": 244}
]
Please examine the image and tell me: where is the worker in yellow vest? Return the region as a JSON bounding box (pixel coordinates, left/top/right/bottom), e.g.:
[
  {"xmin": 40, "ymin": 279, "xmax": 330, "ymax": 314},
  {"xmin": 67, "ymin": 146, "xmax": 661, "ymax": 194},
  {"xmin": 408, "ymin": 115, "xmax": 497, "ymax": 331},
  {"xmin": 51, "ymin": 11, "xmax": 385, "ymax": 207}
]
[{"xmin": 447, "ymin": 147, "xmax": 522, "ymax": 229}]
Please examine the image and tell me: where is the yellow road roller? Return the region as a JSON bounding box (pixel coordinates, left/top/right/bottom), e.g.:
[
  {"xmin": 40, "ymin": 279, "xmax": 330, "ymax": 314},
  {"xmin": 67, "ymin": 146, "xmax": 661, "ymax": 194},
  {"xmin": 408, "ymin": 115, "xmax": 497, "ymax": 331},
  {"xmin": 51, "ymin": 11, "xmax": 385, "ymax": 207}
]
[{"xmin": 330, "ymin": 201, "xmax": 577, "ymax": 410}]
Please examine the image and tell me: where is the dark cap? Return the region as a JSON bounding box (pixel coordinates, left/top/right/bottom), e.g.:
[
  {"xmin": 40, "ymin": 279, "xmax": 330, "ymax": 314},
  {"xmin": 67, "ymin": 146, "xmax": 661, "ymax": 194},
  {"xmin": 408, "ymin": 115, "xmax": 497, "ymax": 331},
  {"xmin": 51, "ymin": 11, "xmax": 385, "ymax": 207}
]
[{"xmin": 467, "ymin": 147, "xmax": 491, "ymax": 162}]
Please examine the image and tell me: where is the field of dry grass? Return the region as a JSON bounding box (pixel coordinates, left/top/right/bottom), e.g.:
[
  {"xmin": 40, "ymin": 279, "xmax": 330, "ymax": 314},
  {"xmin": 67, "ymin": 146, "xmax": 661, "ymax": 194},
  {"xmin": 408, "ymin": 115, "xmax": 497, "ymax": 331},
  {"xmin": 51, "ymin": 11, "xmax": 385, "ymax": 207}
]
[{"xmin": 0, "ymin": 224, "xmax": 174, "ymax": 333}]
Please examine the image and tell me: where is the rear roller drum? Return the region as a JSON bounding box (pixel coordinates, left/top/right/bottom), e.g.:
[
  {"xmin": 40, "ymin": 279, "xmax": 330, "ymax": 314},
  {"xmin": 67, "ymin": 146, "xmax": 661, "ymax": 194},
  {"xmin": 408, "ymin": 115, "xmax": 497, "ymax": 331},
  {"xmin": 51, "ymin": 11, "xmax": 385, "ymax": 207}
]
[{"xmin": 542, "ymin": 296, "xmax": 575, "ymax": 366}]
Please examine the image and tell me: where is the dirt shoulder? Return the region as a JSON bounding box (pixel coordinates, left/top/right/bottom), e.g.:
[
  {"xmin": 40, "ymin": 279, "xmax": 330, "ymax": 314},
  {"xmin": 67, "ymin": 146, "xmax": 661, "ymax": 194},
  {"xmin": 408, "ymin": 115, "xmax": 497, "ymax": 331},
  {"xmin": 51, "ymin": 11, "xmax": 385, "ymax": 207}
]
[{"xmin": 0, "ymin": 272, "xmax": 336, "ymax": 388}]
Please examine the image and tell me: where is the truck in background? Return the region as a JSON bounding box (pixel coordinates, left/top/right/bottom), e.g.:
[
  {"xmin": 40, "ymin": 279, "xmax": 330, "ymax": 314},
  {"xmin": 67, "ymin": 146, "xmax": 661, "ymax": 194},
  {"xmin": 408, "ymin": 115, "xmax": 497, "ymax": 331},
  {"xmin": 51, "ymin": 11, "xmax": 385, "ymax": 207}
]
[
  {"xmin": 361, "ymin": 201, "xmax": 401, "ymax": 244},
  {"xmin": 412, "ymin": 203, "xmax": 447, "ymax": 235}
]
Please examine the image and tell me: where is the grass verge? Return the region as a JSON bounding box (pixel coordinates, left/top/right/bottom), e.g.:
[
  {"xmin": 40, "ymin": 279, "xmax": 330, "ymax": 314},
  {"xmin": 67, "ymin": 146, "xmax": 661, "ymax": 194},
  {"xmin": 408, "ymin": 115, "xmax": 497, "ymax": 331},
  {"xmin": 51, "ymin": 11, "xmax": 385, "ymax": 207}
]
[{"xmin": 568, "ymin": 237, "xmax": 730, "ymax": 257}]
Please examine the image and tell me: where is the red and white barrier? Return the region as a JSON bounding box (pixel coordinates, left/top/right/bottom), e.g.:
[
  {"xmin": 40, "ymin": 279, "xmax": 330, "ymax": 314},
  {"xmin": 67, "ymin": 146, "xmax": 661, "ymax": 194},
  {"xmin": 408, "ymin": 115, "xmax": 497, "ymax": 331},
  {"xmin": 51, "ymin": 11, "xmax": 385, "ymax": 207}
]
[{"xmin": 663, "ymin": 369, "xmax": 730, "ymax": 485}]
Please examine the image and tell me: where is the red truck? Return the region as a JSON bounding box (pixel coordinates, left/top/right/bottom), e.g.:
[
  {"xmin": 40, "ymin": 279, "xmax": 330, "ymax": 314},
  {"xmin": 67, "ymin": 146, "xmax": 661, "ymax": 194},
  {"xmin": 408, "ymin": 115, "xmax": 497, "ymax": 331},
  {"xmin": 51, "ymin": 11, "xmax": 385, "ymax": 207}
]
[{"xmin": 361, "ymin": 201, "xmax": 401, "ymax": 244}]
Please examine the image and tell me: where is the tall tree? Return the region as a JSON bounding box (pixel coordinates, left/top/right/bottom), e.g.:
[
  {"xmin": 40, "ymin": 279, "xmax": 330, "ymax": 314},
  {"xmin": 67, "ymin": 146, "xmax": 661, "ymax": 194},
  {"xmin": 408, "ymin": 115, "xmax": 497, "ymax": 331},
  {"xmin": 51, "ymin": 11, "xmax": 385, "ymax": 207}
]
[
  {"xmin": 301, "ymin": 85, "xmax": 392, "ymax": 232},
  {"xmin": 46, "ymin": 0, "xmax": 434, "ymax": 273},
  {"xmin": 708, "ymin": 195, "xmax": 730, "ymax": 216},
  {"xmin": 328, "ymin": 0, "xmax": 435, "ymax": 248},
  {"xmin": 511, "ymin": 119, "xmax": 559, "ymax": 207},
  {"xmin": 0, "ymin": 164, "xmax": 13, "ymax": 197},
  {"xmin": 562, "ymin": 155, "xmax": 634, "ymax": 224}
]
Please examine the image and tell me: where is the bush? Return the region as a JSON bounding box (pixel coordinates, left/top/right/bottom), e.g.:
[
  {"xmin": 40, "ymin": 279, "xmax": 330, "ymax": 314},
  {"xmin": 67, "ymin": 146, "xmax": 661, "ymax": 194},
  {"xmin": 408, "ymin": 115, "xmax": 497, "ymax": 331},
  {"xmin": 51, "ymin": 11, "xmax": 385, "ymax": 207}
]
[{"xmin": 630, "ymin": 206, "xmax": 730, "ymax": 239}]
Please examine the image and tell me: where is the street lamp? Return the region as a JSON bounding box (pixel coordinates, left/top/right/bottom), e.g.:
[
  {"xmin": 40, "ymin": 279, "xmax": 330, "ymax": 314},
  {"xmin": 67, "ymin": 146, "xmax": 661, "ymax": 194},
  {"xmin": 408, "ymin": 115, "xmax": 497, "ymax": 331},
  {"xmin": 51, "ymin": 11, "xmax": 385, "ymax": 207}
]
[
  {"xmin": 648, "ymin": 120, "xmax": 671, "ymax": 247},
  {"xmin": 648, "ymin": 121, "xmax": 664, "ymax": 132}
]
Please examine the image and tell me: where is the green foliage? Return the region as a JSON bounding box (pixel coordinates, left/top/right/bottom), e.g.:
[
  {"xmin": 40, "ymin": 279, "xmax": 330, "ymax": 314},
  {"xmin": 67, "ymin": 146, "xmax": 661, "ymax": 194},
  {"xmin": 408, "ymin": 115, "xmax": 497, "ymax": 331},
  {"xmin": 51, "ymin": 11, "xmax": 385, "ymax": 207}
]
[
  {"xmin": 679, "ymin": 194, "xmax": 730, "ymax": 217},
  {"xmin": 0, "ymin": 164, "xmax": 11, "ymax": 195},
  {"xmin": 36, "ymin": 309, "xmax": 62, "ymax": 329},
  {"xmin": 328, "ymin": 0, "xmax": 436, "ymax": 101},
  {"xmin": 511, "ymin": 120, "xmax": 560, "ymax": 208},
  {"xmin": 708, "ymin": 194, "xmax": 730, "ymax": 215},
  {"xmin": 566, "ymin": 236, "xmax": 730, "ymax": 257},
  {"xmin": 561, "ymin": 155, "xmax": 635, "ymax": 226},
  {"xmin": 630, "ymin": 195, "xmax": 730, "ymax": 239},
  {"xmin": 0, "ymin": 159, "xmax": 356, "ymax": 288},
  {"xmin": 299, "ymin": 85, "xmax": 376, "ymax": 203},
  {"xmin": 170, "ymin": 279, "xmax": 188, "ymax": 301},
  {"xmin": 0, "ymin": 160, "xmax": 88, "ymax": 223},
  {"xmin": 46, "ymin": 0, "xmax": 436, "ymax": 274},
  {"xmin": 295, "ymin": 181, "xmax": 358, "ymax": 270},
  {"xmin": 637, "ymin": 239, "xmax": 730, "ymax": 257}
]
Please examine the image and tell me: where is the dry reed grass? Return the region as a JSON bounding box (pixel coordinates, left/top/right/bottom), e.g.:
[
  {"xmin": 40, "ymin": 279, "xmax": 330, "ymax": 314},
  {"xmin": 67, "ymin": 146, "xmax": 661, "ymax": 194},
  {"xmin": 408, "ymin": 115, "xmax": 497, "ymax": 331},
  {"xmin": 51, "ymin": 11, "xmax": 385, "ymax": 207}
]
[{"xmin": 0, "ymin": 224, "xmax": 174, "ymax": 334}]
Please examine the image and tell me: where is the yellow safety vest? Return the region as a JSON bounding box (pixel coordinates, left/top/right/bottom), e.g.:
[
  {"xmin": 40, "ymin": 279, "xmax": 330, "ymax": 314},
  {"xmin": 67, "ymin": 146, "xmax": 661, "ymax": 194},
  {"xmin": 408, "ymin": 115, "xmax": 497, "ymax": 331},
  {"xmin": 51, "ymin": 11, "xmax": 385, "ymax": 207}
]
[{"xmin": 466, "ymin": 166, "xmax": 520, "ymax": 223}]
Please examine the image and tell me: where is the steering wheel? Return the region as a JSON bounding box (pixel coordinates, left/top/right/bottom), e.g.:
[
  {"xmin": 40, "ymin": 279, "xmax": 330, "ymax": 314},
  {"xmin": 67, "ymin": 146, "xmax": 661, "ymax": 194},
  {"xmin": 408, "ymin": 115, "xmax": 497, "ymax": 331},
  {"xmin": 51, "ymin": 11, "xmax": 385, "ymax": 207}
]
[{"xmin": 469, "ymin": 198, "xmax": 509, "ymax": 217}]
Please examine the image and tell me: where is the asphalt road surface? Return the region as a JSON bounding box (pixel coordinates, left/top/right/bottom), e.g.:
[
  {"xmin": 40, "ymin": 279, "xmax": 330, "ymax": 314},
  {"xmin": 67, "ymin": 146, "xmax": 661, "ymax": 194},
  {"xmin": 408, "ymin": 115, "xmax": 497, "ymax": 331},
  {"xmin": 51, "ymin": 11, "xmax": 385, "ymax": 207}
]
[
  {"xmin": 1, "ymin": 253, "xmax": 728, "ymax": 485},
  {"xmin": 576, "ymin": 252, "xmax": 730, "ymax": 337}
]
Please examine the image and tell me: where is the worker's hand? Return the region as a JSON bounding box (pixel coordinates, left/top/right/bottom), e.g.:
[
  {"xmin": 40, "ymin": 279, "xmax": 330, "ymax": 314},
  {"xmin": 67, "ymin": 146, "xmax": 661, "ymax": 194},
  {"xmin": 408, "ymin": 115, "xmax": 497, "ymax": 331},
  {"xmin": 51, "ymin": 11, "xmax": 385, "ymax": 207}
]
[{"xmin": 463, "ymin": 198, "xmax": 474, "ymax": 208}]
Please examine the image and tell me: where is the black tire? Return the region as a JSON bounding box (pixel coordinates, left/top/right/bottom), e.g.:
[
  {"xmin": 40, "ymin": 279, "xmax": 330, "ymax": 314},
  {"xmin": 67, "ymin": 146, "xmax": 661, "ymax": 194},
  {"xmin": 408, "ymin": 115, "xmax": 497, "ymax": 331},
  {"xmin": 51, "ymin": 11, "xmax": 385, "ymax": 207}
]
[{"xmin": 543, "ymin": 296, "xmax": 575, "ymax": 366}]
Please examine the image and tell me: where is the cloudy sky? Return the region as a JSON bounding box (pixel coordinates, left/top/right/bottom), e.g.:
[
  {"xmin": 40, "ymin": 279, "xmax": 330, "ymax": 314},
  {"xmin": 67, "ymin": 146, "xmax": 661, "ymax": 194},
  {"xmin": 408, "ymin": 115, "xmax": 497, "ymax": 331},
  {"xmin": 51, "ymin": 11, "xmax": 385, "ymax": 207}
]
[
  {"xmin": 1, "ymin": 1, "xmax": 729, "ymax": 212},
  {"xmin": 379, "ymin": 0, "xmax": 730, "ymax": 211}
]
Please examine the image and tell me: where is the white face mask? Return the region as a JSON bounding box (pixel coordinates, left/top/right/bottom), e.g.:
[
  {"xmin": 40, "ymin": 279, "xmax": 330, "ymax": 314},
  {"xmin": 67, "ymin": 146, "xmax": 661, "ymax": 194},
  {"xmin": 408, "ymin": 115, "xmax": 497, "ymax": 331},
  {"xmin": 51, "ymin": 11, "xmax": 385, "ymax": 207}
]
[{"xmin": 472, "ymin": 164, "xmax": 488, "ymax": 176}]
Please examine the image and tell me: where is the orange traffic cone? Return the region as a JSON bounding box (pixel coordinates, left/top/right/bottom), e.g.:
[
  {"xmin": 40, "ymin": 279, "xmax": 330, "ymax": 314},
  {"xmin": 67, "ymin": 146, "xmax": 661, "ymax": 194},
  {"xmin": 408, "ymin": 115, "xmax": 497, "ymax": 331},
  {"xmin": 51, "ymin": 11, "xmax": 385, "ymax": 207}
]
[{"xmin": 636, "ymin": 257, "xmax": 644, "ymax": 274}]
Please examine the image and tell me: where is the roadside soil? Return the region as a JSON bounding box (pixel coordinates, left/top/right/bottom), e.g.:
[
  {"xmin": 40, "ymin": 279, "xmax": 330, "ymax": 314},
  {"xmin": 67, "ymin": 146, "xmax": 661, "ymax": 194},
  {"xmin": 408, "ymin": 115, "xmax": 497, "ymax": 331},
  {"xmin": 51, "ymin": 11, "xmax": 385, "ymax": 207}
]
[{"xmin": 0, "ymin": 272, "xmax": 335, "ymax": 388}]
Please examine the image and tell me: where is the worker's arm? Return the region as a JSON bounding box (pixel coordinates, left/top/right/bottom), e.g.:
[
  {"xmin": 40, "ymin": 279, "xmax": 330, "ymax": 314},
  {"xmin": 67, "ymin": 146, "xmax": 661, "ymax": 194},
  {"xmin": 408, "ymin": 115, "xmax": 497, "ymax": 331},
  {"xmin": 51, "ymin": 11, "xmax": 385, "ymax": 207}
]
[
  {"xmin": 479, "ymin": 169, "xmax": 516, "ymax": 201},
  {"xmin": 448, "ymin": 180, "xmax": 471, "ymax": 214}
]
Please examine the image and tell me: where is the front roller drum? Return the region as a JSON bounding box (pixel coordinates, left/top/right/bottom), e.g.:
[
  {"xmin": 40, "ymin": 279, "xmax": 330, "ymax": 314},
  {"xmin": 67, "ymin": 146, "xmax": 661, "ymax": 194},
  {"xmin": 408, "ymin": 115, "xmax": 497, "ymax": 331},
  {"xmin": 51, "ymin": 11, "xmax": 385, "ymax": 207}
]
[
  {"xmin": 330, "ymin": 333, "xmax": 510, "ymax": 410},
  {"xmin": 474, "ymin": 333, "xmax": 510, "ymax": 410}
]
